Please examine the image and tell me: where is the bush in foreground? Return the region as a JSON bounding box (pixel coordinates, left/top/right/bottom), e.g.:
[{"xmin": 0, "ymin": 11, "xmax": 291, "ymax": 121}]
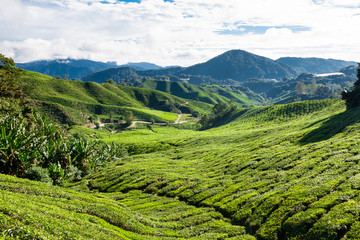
[{"xmin": 0, "ymin": 112, "xmax": 127, "ymax": 185}]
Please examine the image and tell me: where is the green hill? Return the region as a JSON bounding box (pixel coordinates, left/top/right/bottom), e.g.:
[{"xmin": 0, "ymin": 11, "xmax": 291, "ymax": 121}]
[
  {"xmin": 138, "ymin": 79, "xmax": 262, "ymax": 106},
  {"xmin": 20, "ymin": 70, "xmax": 212, "ymax": 124}
]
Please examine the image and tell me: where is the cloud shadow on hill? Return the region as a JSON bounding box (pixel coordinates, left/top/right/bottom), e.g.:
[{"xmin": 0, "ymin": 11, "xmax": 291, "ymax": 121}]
[{"xmin": 299, "ymin": 108, "xmax": 360, "ymax": 145}]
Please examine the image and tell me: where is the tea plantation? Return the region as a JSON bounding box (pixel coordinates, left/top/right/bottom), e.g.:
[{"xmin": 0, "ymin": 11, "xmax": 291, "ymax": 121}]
[
  {"xmin": 3, "ymin": 97, "xmax": 360, "ymax": 239},
  {"xmin": 86, "ymin": 99, "xmax": 360, "ymax": 239}
]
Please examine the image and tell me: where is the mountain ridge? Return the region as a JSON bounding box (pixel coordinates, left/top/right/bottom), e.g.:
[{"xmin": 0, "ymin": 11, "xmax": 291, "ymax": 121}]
[
  {"xmin": 178, "ymin": 49, "xmax": 298, "ymax": 81},
  {"xmin": 81, "ymin": 49, "xmax": 299, "ymax": 84},
  {"xmin": 17, "ymin": 59, "xmax": 166, "ymax": 79},
  {"xmin": 276, "ymin": 57, "xmax": 356, "ymax": 74}
]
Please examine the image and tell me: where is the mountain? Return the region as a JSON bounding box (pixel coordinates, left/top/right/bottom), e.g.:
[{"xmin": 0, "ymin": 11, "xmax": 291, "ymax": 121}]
[
  {"xmin": 276, "ymin": 57, "xmax": 357, "ymax": 74},
  {"xmin": 118, "ymin": 62, "xmax": 163, "ymax": 70},
  {"xmin": 17, "ymin": 59, "xmax": 116, "ymax": 79},
  {"xmin": 18, "ymin": 51, "xmax": 357, "ymax": 85},
  {"xmin": 17, "ymin": 59, "xmax": 164, "ymax": 79},
  {"xmin": 340, "ymin": 65, "xmax": 357, "ymax": 78},
  {"xmin": 178, "ymin": 50, "xmax": 298, "ymax": 81},
  {"xmin": 82, "ymin": 50, "xmax": 297, "ymax": 84},
  {"xmin": 81, "ymin": 66, "xmax": 184, "ymax": 85},
  {"xmin": 81, "ymin": 67, "xmax": 142, "ymax": 84}
]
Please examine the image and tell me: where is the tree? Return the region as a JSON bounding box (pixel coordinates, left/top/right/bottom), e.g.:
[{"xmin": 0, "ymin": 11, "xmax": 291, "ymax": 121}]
[
  {"xmin": 307, "ymin": 79, "xmax": 318, "ymax": 96},
  {"xmin": 295, "ymin": 82, "xmax": 306, "ymax": 95},
  {"xmin": 123, "ymin": 110, "xmax": 134, "ymax": 126},
  {"xmin": 314, "ymin": 85, "xmax": 331, "ymax": 98},
  {"xmin": 109, "ymin": 111, "xmax": 114, "ymax": 123},
  {"xmin": 342, "ymin": 63, "xmax": 360, "ymax": 109},
  {"xmin": 199, "ymin": 100, "xmax": 237, "ymax": 129},
  {"xmin": 0, "ymin": 54, "xmax": 28, "ymax": 115},
  {"xmin": 105, "ymin": 78, "xmax": 115, "ymax": 84},
  {"xmin": 354, "ymin": 63, "xmax": 360, "ymax": 88}
]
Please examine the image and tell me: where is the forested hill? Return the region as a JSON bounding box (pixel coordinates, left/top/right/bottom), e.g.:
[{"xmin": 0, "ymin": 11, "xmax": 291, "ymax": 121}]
[
  {"xmin": 180, "ymin": 49, "xmax": 297, "ymax": 81},
  {"xmin": 81, "ymin": 50, "xmax": 298, "ymax": 84},
  {"xmin": 17, "ymin": 59, "xmax": 115, "ymax": 79},
  {"xmin": 17, "ymin": 59, "xmax": 165, "ymax": 79},
  {"xmin": 277, "ymin": 57, "xmax": 356, "ymax": 74}
]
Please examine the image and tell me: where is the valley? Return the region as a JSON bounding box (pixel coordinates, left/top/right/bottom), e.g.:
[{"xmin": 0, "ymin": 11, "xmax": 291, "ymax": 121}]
[{"xmin": 1, "ymin": 51, "xmax": 360, "ymax": 239}]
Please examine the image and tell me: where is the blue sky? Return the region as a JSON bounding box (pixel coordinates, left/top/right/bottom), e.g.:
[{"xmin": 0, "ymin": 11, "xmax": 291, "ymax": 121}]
[{"xmin": 0, "ymin": 0, "xmax": 359, "ymax": 66}]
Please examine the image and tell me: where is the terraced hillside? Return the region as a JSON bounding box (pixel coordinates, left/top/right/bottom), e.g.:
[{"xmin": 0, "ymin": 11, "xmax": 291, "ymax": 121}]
[
  {"xmin": 20, "ymin": 70, "xmax": 212, "ymax": 124},
  {"xmin": 0, "ymin": 174, "xmax": 251, "ymax": 239},
  {"xmin": 138, "ymin": 79, "xmax": 262, "ymax": 106},
  {"xmin": 85, "ymin": 99, "xmax": 360, "ymax": 239},
  {"xmin": 3, "ymin": 98, "xmax": 360, "ymax": 239}
]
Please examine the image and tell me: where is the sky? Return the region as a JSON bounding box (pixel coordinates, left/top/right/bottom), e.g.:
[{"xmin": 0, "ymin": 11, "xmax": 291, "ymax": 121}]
[{"xmin": 0, "ymin": 0, "xmax": 359, "ymax": 67}]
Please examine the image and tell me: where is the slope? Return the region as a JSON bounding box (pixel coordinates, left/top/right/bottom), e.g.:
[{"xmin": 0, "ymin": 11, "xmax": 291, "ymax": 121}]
[
  {"xmin": 179, "ymin": 50, "xmax": 297, "ymax": 82},
  {"xmin": 277, "ymin": 57, "xmax": 356, "ymax": 74},
  {"xmin": 20, "ymin": 70, "xmax": 211, "ymax": 124},
  {"xmin": 17, "ymin": 59, "xmax": 115, "ymax": 79},
  {"xmin": 138, "ymin": 79, "xmax": 262, "ymax": 106},
  {"xmin": 0, "ymin": 174, "xmax": 253, "ymax": 239},
  {"xmin": 86, "ymin": 99, "xmax": 360, "ymax": 239},
  {"xmin": 81, "ymin": 49, "xmax": 298, "ymax": 85},
  {"xmin": 81, "ymin": 66, "xmax": 184, "ymax": 85}
]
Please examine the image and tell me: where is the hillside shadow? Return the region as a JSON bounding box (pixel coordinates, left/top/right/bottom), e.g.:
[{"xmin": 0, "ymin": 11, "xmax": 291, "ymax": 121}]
[
  {"xmin": 199, "ymin": 108, "xmax": 249, "ymax": 131},
  {"xmin": 299, "ymin": 108, "xmax": 360, "ymax": 145}
]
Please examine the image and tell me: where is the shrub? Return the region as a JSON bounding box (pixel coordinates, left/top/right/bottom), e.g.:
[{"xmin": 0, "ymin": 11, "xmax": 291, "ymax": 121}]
[
  {"xmin": 25, "ymin": 166, "xmax": 52, "ymax": 184},
  {"xmin": 0, "ymin": 112, "xmax": 127, "ymax": 185},
  {"xmin": 200, "ymin": 101, "xmax": 237, "ymax": 129},
  {"xmin": 48, "ymin": 162, "xmax": 65, "ymax": 185},
  {"xmin": 64, "ymin": 165, "xmax": 83, "ymax": 182}
]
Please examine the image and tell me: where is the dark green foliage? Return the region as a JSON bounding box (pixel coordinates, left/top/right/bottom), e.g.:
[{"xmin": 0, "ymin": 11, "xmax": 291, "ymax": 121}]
[
  {"xmin": 0, "ymin": 113, "xmax": 62, "ymax": 176},
  {"xmin": 342, "ymin": 63, "xmax": 360, "ymax": 109},
  {"xmin": 200, "ymin": 101, "xmax": 237, "ymax": 129},
  {"xmin": 293, "ymin": 79, "xmax": 342, "ymax": 101},
  {"xmin": 0, "ymin": 112, "xmax": 127, "ymax": 184},
  {"xmin": 25, "ymin": 166, "xmax": 52, "ymax": 184},
  {"xmin": 0, "ymin": 54, "xmax": 29, "ymax": 115},
  {"xmin": 123, "ymin": 110, "xmax": 134, "ymax": 126},
  {"xmin": 105, "ymin": 78, "xmax": 115, "ymax": 84}
]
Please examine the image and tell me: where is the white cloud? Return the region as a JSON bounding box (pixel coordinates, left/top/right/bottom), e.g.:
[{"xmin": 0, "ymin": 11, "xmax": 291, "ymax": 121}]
[{"xmin": 0, "ymin": 0, "xmax": 359, "ymax": 66}]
